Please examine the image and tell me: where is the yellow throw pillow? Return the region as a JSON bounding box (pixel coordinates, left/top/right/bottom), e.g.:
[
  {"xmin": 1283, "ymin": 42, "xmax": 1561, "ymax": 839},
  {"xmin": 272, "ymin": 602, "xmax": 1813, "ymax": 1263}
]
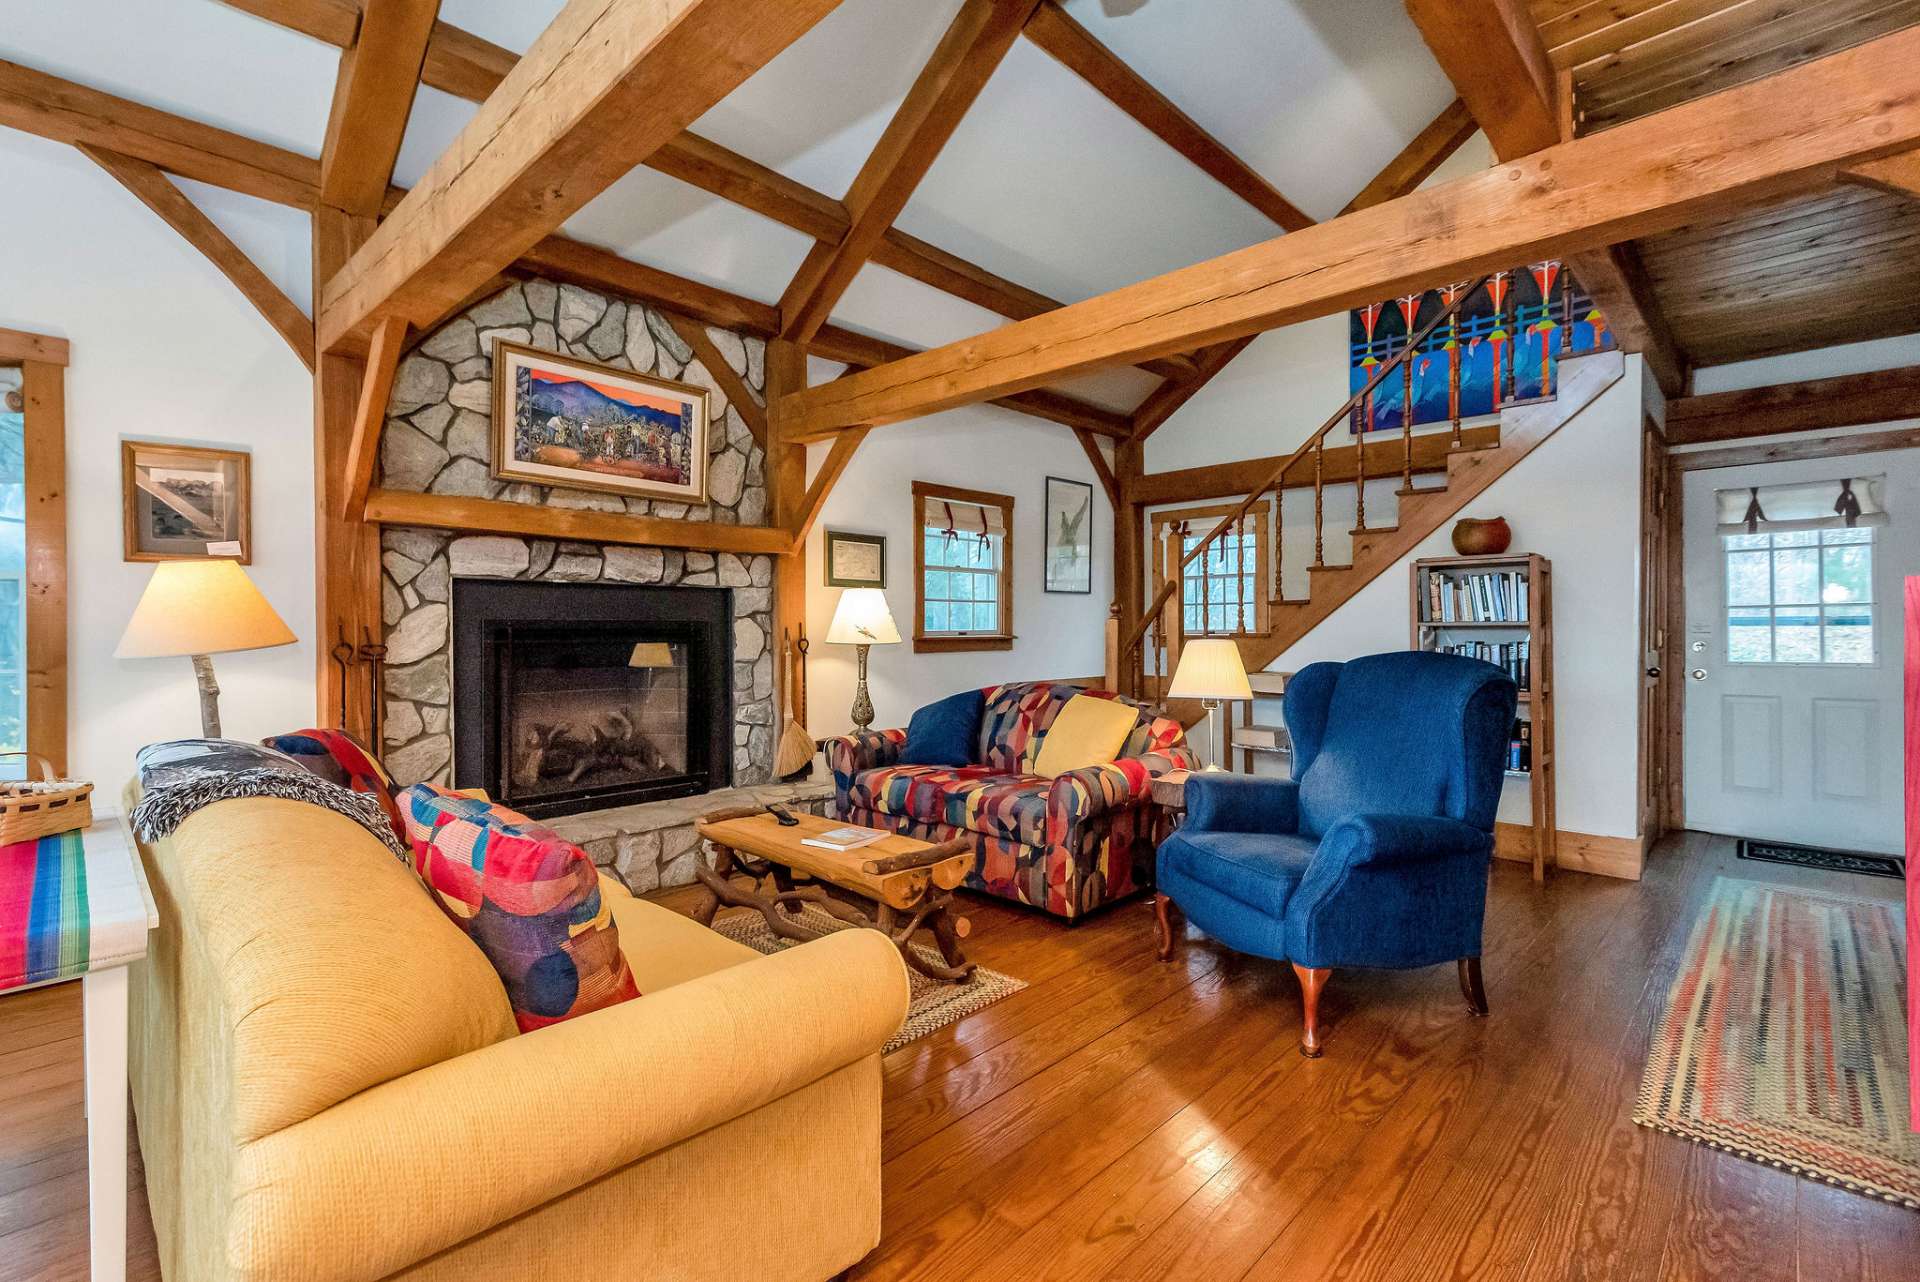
[{"xmin": 1034, "ymin": 694, "xmax": 1140, "ymax": 778}]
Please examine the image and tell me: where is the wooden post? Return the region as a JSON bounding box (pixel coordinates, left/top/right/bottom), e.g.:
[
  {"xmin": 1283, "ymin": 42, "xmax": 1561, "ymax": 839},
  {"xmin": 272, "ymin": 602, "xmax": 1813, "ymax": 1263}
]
[
  {"xmin": 20, "ymin": 359, "xmax": 66, "ymax": 774},
  {"xmin": 1113, "ymin": 435, "xmax": 1144, "ymax": 698},
  {"xmin": 767, "ymin": 339, "xmax": 810, "ymax": 739},
  {"xmin": 312, "ymin": 204, "xmax": 380, "ymax": 739},
  {"xmin": 1104, "ymin": 602, "xmax": 1120, "ymax": 692}
]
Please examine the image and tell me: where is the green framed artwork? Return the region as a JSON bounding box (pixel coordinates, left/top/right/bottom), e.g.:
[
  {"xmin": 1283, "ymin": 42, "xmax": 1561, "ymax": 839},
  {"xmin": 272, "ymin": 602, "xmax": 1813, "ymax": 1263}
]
[{"xmin": 824, "ymin": 529, "xmax": 886, "ymax": 588}]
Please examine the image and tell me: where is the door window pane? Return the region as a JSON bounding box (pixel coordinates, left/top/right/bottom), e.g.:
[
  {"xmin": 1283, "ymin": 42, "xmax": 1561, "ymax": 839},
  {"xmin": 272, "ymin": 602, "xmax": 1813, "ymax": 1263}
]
[{"xmin": 1724, "ymin": 528, "xmax": 1873, "ymax": 664}]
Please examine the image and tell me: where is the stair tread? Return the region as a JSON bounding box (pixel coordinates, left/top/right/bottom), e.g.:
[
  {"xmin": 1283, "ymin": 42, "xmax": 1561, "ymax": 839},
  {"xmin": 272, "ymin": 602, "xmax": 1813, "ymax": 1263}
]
[
  {"xmin": 1396, "ymin": 485, "xmax": 1446, "ymax": 498},
  {"xmin": 1350, "ymin": 524, "xmax": 1399, "ymax": 536},
  {"xmin": 1306, "ymin": 562, "xmax": 1355, "ymax": 573}
]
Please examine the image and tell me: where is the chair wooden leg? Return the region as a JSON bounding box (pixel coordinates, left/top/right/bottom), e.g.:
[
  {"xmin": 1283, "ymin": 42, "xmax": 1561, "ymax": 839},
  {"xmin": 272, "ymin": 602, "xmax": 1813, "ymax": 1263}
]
[
  {"xmin": 1153, "ymin": 893, "xmax": 1176, "ymax": 961},
  {"xmin": 1292, "ymin": 963, "xmax": 1330, "ymax": 1057},
  {"xmin": 1458, "ymin": 956, "xmax": 1489, "ymax": 1016}
]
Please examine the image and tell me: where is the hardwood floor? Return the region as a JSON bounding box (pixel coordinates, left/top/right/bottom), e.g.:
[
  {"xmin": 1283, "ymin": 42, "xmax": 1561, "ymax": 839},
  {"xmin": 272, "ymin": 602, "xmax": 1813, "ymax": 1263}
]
[{"xmin": 1, "ymin": 832, "xmax": 1912, "ymax": 1280}]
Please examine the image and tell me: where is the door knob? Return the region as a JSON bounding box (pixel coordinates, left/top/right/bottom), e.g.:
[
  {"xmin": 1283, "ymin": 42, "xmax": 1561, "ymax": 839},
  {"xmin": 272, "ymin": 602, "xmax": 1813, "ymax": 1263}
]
[
  {"xmin": 1689, "ymin": 668, "xmax": 1707, "ymax": 681},
  {"xmin": 1646, "ymin": 666, "xmax": 1662, "ymax": 678}
]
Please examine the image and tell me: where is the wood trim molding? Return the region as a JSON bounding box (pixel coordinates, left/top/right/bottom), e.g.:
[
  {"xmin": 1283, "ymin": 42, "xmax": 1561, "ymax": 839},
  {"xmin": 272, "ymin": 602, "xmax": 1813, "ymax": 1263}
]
[
  {"xmin": 81, "ymin": 143, "xmax": 316, "ymax": 371},
  {"xmin": 1133, "ymin": 423, "xmax": 1500, "ymax": 506},
  {"xmin": 1494, "ymin": 824, "xmax": 1644, "ymax": 880},
  {"xmin": 0, "ymin": 327, "xmax": 67, "ymax": 366},
  {"xmin": 362, "ymin": 489, "xmax": 795, "ymax": 556},
  {"xmin": 1673, "ymin": 424, "xmax": 1920, "ymax": 473},
  {"xmin": 20, "ymin": 359, "xmax": 67, "ymax": 775},
  {"xmin": 777, "ymin": 26, "xmax": 1920, "ymax": 435},
  {"xmin": 1665, "ymin": 364, "xmax": 1920, "ymax": 445}
]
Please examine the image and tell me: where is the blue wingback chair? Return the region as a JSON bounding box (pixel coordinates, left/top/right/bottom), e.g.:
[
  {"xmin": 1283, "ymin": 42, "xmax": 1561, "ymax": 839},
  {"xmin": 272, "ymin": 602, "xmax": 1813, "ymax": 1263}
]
[{"xmin": 1154, "ymin": 651, "xmax": 1518, "ymax": 1056}]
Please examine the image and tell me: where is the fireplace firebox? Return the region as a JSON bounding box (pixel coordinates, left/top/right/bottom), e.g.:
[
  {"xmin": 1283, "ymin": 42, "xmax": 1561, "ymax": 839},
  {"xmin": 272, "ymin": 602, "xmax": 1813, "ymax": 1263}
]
[{"xmin": 451, "ymin": 579, "xmax": 732, "ymax": 819}]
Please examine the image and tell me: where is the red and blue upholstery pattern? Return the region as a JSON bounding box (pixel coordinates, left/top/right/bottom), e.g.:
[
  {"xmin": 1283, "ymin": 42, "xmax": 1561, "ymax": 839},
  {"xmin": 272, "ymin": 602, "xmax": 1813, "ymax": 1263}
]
[
  {"xmin": 263, "ymin": 728, "xmax": 406, "ymax": 846},
  {"xmin": 826, "ymin": 683, "xmax": 1195, "ymax": 920},
  {"xmin": 398, "ymin": 784, "xmax": 639, "ymax": 1032}
]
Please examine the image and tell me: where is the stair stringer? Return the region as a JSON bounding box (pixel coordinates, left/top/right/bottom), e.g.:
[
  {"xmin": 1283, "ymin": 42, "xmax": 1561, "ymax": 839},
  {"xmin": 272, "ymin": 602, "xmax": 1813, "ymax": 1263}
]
[{"xmin": 1229, "ymin": 348, "xmax": 1627, "ymax": 686}]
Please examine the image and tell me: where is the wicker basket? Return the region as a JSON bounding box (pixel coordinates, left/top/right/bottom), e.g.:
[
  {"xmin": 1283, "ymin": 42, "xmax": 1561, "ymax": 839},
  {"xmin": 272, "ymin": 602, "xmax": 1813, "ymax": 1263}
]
[{"xmin": 0, "ymin": 754, "xmax": 94, "ymax": 845}]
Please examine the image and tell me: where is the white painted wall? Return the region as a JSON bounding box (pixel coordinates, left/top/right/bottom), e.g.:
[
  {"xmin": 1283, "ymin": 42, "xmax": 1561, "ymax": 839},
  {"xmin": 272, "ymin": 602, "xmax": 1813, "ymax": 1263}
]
[
  {"xmin": 1691, "ymin": 332, "xmax": 1920, "ymax": 395},
  {"xmin": 0, "ymin": 131, "xmax": 318, "ymax": 788},
  {"xmin": 801, "ymin": 406, "xmax": 1113, "ymax": 738}
]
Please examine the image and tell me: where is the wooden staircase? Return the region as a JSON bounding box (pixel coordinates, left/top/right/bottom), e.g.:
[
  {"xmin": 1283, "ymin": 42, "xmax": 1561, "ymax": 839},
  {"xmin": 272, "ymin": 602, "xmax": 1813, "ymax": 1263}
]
[{"xmin": 1138, "ymin": 346, "xmax": 1625, "ymax": 723}]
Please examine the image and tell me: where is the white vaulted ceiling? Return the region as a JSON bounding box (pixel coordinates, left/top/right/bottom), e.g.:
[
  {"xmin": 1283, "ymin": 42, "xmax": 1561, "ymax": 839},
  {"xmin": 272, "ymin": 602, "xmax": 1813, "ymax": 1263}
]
[{"xmin": 2, "ymin": 0, "xmax": 1456, "ymax": 409}]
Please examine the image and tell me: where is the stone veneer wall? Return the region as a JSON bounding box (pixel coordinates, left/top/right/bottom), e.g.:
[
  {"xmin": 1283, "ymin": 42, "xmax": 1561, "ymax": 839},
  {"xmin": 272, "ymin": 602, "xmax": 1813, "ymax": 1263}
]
[{"xmin": 374, "ymin": 277, "xmax": 777, "ymax": 795}]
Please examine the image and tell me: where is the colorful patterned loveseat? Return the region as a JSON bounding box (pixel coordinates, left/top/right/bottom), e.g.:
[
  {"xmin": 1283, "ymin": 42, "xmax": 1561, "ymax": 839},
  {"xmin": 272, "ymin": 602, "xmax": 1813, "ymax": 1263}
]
[{"xmin": 825, "ymin": 682, "xmax": 1197, "ymax": 921}]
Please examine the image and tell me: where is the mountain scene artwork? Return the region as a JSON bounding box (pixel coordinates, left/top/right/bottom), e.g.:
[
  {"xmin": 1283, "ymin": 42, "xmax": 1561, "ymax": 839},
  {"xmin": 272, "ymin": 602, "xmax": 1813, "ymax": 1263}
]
[
  {"xmin": 1348, "ymin": 263, "xmax": 1608, "ymax": 434},
  {"xmin": 493, "ymin": 339, "xmax": 710, "ymax": 503}
]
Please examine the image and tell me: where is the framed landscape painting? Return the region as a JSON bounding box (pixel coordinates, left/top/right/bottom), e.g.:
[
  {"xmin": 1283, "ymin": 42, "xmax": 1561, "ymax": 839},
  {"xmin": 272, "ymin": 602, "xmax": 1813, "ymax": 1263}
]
[
  {"xmin": 1044, "ymin": 476, "xmax": 1093, "ymax": 594},
  {"xmin": 492, "ymin": 340, "xmax": 709, "ymax": 503},
  {"xmin": 121, "ymin": 441, "xmax": 251, "ymax": 562}
]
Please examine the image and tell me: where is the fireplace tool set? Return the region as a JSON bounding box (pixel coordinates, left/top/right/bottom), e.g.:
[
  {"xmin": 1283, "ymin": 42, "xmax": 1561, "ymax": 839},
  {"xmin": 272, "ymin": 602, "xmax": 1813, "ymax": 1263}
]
[{"xmin": 330, "ymin": 628, "xmax": 388, "ymax": 748}]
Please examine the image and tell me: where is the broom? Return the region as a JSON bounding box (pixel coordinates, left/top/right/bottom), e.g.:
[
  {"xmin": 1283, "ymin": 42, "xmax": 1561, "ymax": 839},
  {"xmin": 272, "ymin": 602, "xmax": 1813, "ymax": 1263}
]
[{"xmin": 775, "ymin": 627, "xmax": 815, "ymax": 777}]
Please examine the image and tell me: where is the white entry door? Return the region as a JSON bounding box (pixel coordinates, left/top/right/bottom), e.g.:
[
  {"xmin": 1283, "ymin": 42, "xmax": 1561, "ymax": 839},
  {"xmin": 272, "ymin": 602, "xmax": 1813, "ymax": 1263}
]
[{"xmin": 1681, "ymin": 450, "xmax": 1913, "ymax": 854}]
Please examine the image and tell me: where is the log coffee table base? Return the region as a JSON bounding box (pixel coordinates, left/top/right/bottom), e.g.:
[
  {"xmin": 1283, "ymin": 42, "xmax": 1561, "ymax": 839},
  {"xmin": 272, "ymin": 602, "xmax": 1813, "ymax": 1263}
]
[{"xmin": 691, "ymin": 808, "xmax": 977, "ymax": 983}]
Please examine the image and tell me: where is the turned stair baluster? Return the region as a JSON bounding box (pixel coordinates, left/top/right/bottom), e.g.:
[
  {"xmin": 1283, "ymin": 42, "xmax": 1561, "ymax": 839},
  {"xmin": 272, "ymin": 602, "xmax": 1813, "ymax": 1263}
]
[
  {"xmin": 1312, "ymin": 435, "xmax": 1325, "ymax": 568},
  {"xmin": 1273, "ymin": 485, "xmax": 1286, "ymax": 602},
  {"xmin": 1353, "ymin": 397, "xmax": 1367, "ymax": 532}
]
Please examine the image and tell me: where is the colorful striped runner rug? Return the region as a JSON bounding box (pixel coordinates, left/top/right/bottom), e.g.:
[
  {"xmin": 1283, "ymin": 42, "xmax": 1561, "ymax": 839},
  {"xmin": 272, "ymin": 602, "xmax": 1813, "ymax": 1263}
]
[
  {"xmin": 1634, "ymin": 877, "xmax": 1917, "ymax": 1208},
  {"xmin": 0, "ymin": 829, "xmax": 90, "ymax": 990}
]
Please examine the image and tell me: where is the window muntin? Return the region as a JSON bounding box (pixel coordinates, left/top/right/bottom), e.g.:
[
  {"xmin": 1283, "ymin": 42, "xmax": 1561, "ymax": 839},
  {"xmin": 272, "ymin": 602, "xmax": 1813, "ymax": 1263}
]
[
  {"xmin": 1724, "ymin": 527, "xmax": 1873, "ymax": 665},
  {"xmin": 921, "ymin": 526, "xmax": 1001, "ymax": 635}
]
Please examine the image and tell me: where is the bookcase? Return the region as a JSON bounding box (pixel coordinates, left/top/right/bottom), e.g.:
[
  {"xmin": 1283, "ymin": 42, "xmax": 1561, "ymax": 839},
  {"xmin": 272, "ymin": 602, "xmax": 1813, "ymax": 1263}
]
[{"xmin": 1410, "ymin": 553, "xmax": 1556, "ymax": 880}]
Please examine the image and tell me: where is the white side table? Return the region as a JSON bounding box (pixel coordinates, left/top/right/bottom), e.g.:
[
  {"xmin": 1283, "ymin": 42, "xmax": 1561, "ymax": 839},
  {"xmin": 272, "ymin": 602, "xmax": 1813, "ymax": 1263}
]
[{"xmin": 1, "ymin": 814, "xmax": 158, "ymax": 1280}]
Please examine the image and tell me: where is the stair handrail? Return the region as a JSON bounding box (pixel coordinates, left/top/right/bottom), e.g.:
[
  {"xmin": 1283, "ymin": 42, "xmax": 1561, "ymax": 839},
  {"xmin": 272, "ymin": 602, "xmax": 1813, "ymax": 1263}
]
[{"xmin": 1121, "ymin": 274, "xmax": 1494, "ymax": 663}]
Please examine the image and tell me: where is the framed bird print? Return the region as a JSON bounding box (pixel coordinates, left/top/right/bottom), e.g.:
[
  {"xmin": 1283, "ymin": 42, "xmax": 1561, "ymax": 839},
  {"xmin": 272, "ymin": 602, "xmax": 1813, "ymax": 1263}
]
[{"xmin": 1043, "ymin": 476, "xmax": 1093, "ymax": 594}]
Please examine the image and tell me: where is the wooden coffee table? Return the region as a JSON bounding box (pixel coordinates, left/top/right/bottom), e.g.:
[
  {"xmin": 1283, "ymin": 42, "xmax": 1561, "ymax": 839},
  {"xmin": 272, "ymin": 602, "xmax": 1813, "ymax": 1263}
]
[{"xmin": 691, "ymin": 808, "xmax": 978, "ymax": 982}]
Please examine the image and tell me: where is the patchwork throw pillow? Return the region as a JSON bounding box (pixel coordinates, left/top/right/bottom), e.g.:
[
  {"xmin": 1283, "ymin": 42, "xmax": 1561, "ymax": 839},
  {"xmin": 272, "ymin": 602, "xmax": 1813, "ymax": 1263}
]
[
  {"xmin": 398, "ymin": 784, "xmax": 640, "ymax": 1032},
  {"xmin": 901, "ymin": 688, "xmax": 986, "ymax": 767},
  {"xmin": 264, "ymin": 728, "xmax": 405, "ymax": 845},
  {"xmin": 1033, "ymin": 693, "xmax": 1142, "ymax": 778}
]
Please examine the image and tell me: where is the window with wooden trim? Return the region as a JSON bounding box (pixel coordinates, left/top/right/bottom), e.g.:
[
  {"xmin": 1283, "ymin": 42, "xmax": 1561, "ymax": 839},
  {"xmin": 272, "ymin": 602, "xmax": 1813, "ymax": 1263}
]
[
  {"xmin": 1151, "ymin": 500, "xmax": 1272, "ymax": 637},
  {"xmin": 913, "ymin": 481, "xmax": 1014, "ymax": 653}
]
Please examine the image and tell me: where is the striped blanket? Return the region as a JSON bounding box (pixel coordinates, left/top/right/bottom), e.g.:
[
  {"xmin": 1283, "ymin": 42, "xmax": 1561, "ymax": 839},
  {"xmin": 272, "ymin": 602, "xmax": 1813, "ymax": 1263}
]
[{"xmin": 0, "ymin": 830, "xmax": 89, "ymax": 990}]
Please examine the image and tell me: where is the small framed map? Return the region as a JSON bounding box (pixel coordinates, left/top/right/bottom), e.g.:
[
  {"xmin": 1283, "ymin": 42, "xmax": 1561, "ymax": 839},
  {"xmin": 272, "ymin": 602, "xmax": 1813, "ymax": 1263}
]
[
  {"xmin": 824, "ymin": 530, "xmax": 886, "ymax": 588},
  {"xmin": 122, "ymin": 441, "xmax": 251, "ymax": 562},
  {"xmin": 1044, "ymin": 476, "xmax": 1093, "ymax": 594}
]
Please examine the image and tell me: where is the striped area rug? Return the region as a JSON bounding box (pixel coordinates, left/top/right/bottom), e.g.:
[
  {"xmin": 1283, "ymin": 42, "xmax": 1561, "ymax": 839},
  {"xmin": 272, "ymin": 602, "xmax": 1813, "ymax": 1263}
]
[{"xmin": 1635, "ymin": 877, "xmax": 1917, "ymax": 1208}]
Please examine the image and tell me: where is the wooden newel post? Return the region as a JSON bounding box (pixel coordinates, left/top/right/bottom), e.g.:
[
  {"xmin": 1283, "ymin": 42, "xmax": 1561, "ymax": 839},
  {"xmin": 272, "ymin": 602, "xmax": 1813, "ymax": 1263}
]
[{"xmin": 1104, "ymin": 602, "xmax": 1121, "ymax": 693}]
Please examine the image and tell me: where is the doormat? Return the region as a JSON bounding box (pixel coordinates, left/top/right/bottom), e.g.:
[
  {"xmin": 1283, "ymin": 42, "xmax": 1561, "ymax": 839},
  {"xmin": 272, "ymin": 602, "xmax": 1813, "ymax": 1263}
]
[
  {"xmin": 1735, "ymin": 837, "xmax": 1904, "ymax": 880},
  {"xmin": 1634, "ymin": 878, "xmax": 1917, "ymax": 1209}
]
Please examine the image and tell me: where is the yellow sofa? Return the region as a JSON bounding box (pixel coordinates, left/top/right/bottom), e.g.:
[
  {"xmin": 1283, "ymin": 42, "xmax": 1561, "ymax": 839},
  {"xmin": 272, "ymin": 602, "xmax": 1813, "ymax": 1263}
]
[{"xmin": 126, "ymin": 792, "xmax": 910, "ymax": 1282}]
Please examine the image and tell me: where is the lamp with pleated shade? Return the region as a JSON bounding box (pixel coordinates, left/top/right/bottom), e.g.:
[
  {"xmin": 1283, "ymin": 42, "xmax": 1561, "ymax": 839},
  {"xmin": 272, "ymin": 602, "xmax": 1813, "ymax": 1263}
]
[
  {"xmin": 115, "ymin": 560, "xmax": 296, "ymax": 738},
  {"xmin": 1167, "ymin": 638, "xmax": 1251, "ymax": 770}
]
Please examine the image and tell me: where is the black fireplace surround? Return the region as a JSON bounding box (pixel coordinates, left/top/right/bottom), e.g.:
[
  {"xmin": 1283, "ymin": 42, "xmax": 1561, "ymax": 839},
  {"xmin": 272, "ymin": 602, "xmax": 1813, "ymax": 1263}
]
[{"xmin": 452, "ymin": 579, "xmax": 733, "ymax": 819}]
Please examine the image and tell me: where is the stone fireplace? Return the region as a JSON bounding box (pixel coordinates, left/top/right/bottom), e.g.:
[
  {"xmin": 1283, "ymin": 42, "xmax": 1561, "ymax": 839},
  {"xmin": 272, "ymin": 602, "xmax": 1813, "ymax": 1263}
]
[{"xmin": 450, "ymin": 578, "xmax": 734, "ymax": 818}]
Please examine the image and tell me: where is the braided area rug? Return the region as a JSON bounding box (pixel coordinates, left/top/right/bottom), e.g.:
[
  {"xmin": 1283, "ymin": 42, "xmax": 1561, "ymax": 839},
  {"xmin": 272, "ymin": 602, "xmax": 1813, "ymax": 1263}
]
[
  {"xmin": 713, "ymin": 903, "xmax": 1026, "ymax": 1054},
  {"xmin": 1634, "ymin": 877, "xmax": 1916, "ymax": 1208}
]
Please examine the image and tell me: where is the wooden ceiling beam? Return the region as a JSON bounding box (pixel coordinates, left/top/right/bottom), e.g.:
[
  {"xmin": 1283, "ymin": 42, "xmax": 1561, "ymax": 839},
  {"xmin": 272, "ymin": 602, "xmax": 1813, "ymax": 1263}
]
[
  {"xmin": 80, "ymin": 143, "xmax": 315, "ymax": 369},
  {"xmin": 778, "ymin": 0, "xmax": 1041, "ymax": 345},
  {"xmin": 341, "ymin": 316, "xmax": 409, "ymax": 520},
  {"xmin": 1842, "ymin": 147, "xmax": 1920, "ymax": 201},
  {"xmin": 1407, "ymin": 0, "xmax": 1688, "ymax": 397},
  {"xmin": 318, "ymin": 0, "xmax": 441, "ymax": 215},
  {"xmin": 665, "ymin": 312, "xmax": 766, "ymax": 448},
  {"xmin": 774, "ymin": 25, "xmax": 1920, "ymax": 434},
  {"xmin": 1023, "ymin": 0, "xmax": 1313, "ymax": 232},
  {"xmin": 1665, "ymin": 364, "xmax": 1920, "ymax": 445},
  {"xmin": 0, "ymin": 57, "xmax": 316, "ymax": 206},
  {"xmin": 788, "ymin": 427, "xmax": 870, "ymax": 547},
  {"xmin": 213, "ymin": 3, "xmax": 1202, "ymax": 383},
  {"xmin": 318, "ymin": 0, "xmax": 849, "ymax": 355},
  {"xmin": 1128, "ymin": 96, "xmax": 1485, "ymax": 445}
]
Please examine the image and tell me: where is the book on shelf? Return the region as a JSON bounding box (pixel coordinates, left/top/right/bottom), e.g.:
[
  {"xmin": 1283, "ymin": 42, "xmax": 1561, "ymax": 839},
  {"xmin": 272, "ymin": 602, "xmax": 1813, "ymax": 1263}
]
[
  {"xmin": 1507, "ymin": 717, "xmax": 1532, "ymax": 773},
  {"xmin": 1433, "ymin": 637, "xmax": 1530, "ymax": 687},
  {"xmin": 799, "ymin": 824, "xmax": 887, "ymax": 852},
  {"xmin": 1426, "ymin": 567, "xmax": 1530, "ymax": 624},
  {"xmin": 1238, "ymin": 724, "xmax": 1285, "ymax": 750}
]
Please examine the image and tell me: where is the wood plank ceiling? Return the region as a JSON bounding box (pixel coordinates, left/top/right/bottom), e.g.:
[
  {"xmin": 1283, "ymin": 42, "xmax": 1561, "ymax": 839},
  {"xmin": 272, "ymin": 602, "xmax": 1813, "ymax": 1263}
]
[{"xmin": 1535, "ymin": 0, "xmax": 1920, "ymax": 368}]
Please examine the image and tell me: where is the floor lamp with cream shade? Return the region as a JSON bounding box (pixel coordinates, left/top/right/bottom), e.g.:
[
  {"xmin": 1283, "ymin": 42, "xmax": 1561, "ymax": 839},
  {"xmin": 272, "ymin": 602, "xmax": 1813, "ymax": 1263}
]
[
  {"xmin": 115, "ymin": 560, "xmax": 296, "ymax": 738},
  {"xmin": 1168, "ymin": 638, "xmax": 1252, "ymax": 770}
]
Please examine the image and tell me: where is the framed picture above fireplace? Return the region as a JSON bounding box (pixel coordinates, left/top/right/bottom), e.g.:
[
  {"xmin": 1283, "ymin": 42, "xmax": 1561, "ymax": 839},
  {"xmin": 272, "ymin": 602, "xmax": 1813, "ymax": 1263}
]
[{"xmin": 491, "ymin": 339, "xmax": 710, "ymax": 503}]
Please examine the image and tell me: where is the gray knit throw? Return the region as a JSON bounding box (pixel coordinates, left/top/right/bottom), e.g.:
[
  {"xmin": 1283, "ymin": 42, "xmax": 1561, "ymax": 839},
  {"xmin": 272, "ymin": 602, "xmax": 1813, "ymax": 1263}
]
[{"xmin": 132, "ymin": 767, "xmax": 409, "ymax": 861}]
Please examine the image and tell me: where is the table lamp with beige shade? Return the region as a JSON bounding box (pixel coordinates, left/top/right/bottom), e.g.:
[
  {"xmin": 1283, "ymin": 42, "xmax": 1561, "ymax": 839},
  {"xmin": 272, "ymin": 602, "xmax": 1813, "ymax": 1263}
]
[
  {"xmin": 826, "ymin": 588, "xmax": 900, "ymax": 732},
  {"xmin": 1167, "ymin": 638, "xmax": 1252, "ymax": 771},
  {"xmin": 115, "ymin": 560, "xmax": 296, "ymax": 738}
]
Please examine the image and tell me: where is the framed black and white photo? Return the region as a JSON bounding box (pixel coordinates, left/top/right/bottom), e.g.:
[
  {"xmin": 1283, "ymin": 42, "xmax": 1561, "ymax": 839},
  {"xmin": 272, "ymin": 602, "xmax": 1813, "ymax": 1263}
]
[
  {"xmin": 121, "ymin": 441, "xmax": 252, "ymax": 563},
  {"xmin": 824, "ymin": 529, "xmax": 886, "ymax": 588},
  {"xmin": 1043, "ymin": 476, "xmax": 1093, "ymax": 594}
]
